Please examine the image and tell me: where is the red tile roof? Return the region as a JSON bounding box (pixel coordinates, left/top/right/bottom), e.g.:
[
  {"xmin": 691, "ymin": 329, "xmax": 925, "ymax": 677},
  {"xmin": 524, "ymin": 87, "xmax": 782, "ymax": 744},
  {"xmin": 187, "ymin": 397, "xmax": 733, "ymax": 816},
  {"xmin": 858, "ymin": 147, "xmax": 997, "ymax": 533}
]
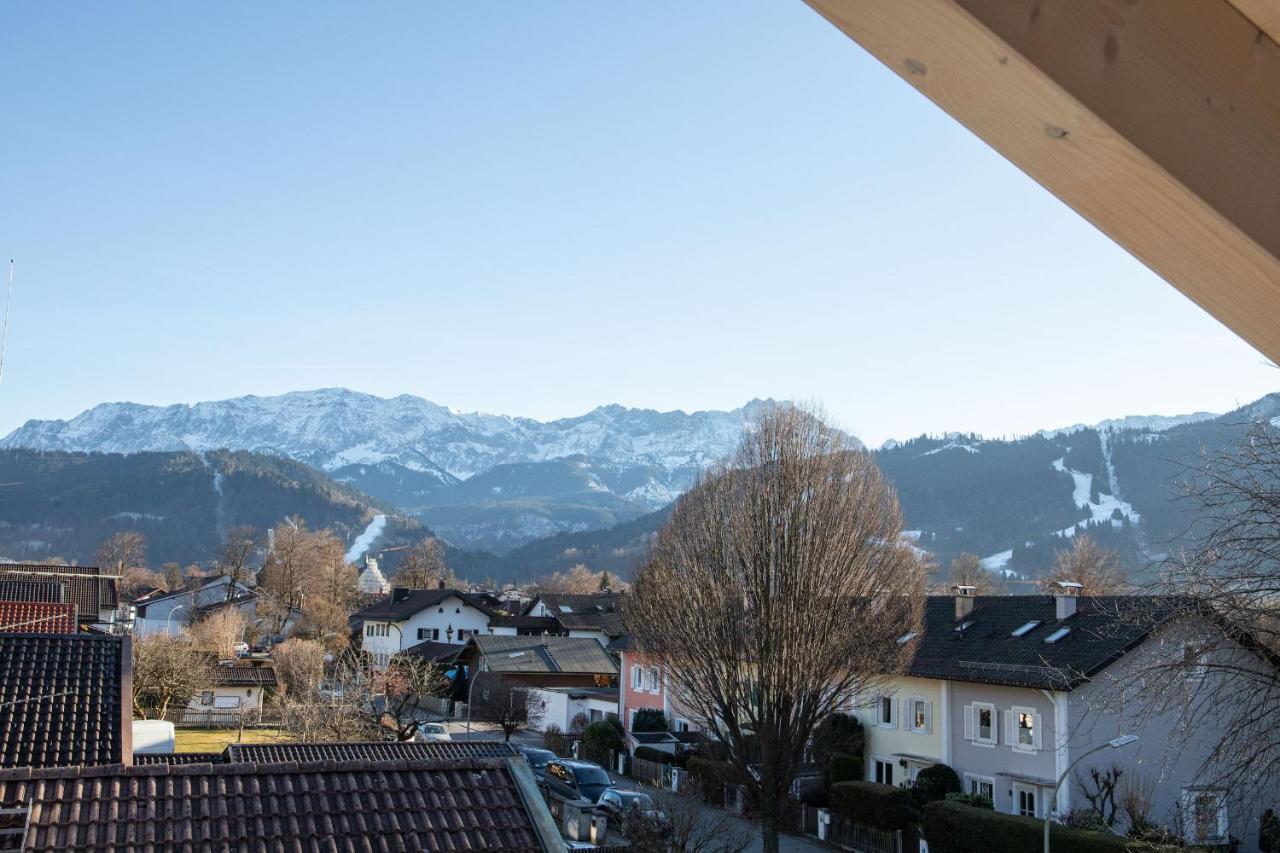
[{"xmin": 0, "ymin": 601, "xmax": 77, "ymax": 634}]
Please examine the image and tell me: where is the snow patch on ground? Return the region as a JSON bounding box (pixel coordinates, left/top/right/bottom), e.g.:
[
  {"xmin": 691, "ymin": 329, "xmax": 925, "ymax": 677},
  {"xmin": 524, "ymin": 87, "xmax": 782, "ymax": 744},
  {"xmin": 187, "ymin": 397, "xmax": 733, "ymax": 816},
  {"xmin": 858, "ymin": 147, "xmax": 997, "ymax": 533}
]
[
  {"xmin": 981, "ymin": 550, "xmax": 1013, "ymax": 570},
  {"xmin": 918, "ymin": 441, "xmax": 981, "ymax": 457},
  {"xmin": 345, "ymin": 514, "xmax": 387, "ymax": 563},
  {"xmin": 1051, "ymin": 457, "xmax": 1140, "ymax": 538}
]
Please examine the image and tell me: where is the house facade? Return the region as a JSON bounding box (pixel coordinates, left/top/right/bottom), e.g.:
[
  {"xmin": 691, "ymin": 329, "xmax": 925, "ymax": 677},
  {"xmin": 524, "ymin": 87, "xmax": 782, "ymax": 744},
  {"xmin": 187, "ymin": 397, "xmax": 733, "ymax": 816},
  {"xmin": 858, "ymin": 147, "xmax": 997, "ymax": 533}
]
[
  {"xmin": 852, "ymin": 674, "xmax": 946, "ymax": 788},
  {"xmin": 356, "ymin": 587, "xmax": 497, "ymax": 667},
  {"xmin": 133, "ymin": 576, "xmax": 253, "ymax": 637}
]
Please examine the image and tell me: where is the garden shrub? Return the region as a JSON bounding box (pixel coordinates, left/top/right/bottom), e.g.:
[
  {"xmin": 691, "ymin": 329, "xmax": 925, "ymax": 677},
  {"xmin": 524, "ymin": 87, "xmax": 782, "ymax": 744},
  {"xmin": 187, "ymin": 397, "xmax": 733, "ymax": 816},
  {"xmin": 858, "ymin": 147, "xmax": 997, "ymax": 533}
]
[
  {"xmin": 829, "ymin": 781, "xmax": 918, "ymax": 832},
  {"xmin": 581, "ymin": 720, "xmax": 624, "ymax": 765},
  {"xmin": 827, "ymin": 751, "xmax": 862, "ymax": 785},
  {"xmin": 924, "ymin": 800, "xmax": 1183, "ymax": 853},
  {"xmin": 911, "ymin": 763, "xmax": 961, "ymax": 807},
  {"xmin": 632, "ymin": 709, "xmax": 668, "ymax": 732}
]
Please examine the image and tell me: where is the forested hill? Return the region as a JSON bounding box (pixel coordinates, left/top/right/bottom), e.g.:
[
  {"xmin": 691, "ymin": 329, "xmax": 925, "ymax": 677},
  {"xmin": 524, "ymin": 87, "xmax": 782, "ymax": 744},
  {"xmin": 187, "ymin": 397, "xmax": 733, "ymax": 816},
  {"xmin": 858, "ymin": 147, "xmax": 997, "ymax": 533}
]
[{"xmin": 0, "ymin": 448, "xmax": 419, "ymax": 567}]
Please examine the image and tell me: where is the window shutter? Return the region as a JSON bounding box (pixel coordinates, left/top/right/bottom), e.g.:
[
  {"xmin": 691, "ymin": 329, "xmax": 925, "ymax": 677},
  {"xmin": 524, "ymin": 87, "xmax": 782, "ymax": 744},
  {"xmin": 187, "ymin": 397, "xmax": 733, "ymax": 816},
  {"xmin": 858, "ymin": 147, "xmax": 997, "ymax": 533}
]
[
  {"xmin": 1033, "ymin": 714, "xmax": 1043, "ymax": 750},
  {"xmin": 1006, "ymin": 710, "xmax": 1015, "ymax": 746},
  {"xmin": 963, "ymin": 704, "xmax": 973, "ymax": 740},
  {"xmin": 892, "ymin": 697, "xmax": 899, "ymax": 728},
  {"xmin": 924, "ymin": 701, "xmax": 933, "ymax": 734}
]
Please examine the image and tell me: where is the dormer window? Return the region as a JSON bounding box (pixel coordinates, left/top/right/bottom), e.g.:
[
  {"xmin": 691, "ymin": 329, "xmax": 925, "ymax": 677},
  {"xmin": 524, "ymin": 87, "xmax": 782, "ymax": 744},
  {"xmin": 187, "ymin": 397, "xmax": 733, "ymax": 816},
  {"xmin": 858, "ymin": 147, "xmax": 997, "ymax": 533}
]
[
  {"xmin": 1011, "ymin": 621, "xmax": 1041, "ymax": 638},
  {"xmin": 1044, "ymin": 627, "xmax": 1071, "ymax": 643}
]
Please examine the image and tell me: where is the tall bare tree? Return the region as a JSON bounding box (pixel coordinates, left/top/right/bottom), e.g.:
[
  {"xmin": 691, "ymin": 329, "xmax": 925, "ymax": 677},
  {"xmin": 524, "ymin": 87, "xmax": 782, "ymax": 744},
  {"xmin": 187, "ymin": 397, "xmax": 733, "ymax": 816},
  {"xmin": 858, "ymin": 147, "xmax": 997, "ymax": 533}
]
[
  {"xmin": 187, "ymin": 608, "xmax": 249, "ymax": 659},
  {"xmin": 97, "ymin": 531, "xmax": 146, "ymax": 576},
  {"xmin": 258, "ymin": 520, "xmax": 354, "ymax": 639},
  {"xmin": 945, "ymin": 552, "xmax": 1005, "ymax": 594},
  {"xmin": 628, "ymin": 405, "xmax": 925, "ymax": 853},
  {"xmin": 536, "ymin": 564, "xmax": 607, "ymax": 594},
  {"xmin": 217, "ymin": 525, "xmax": 262, "ymax": 602},
  {"xmin": 132, "ymin": 634, "xmax": 206, "ymax": 719},
  {"xmin": 395, "ymin": 538, "xmax": 449, "ymax": 589},
  {"xmin": 270, "ymin": 637, "xmax": 327, "ymax": 699},
  {"xmin": 472, "ymin": 674, "xmax": 546, "ymax": 742},
  {"xmin": 1039, "ymin": 535, "xmax": 1128, "ymax": 595}
]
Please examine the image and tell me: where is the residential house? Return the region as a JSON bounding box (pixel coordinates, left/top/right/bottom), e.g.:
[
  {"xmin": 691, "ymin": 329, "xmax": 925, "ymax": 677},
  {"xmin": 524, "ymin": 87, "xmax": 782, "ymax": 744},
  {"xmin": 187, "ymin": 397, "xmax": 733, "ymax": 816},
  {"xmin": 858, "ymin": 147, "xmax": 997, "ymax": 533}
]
[
  {"xmin": 526, "ymin": 686, "xmax": 620, "ymax": 733},
  {"xmin": 0, "ymin": 564, "xmax": 123, "ymax": 630},
  {"xmin": 0, "ymin": 632, "xmax": 131, "ymax": 768},
  {"xmin": 523, "ymin": 592, "xmax": 626, "ymax": 645},
  {"xmin": 459, "ymin": 634, "xmax": 619, "ymax": 692},
  {"xmin": 0, "ymin": 750, "xmax": 561, "ymax": 851},
  {"xmin": 184, "ymin": 662, "xmax": 277, "ymax": 723},
  {"xmin": 857, "ymin": 587, "xmax": 1280, "ymax": 851},
  {"xmin": 132, "ymin": 575, "xmax": 254, "ymax": 637},
  {"xmin": 611, "ymin": 633, "xmax": 704, "ymax": 755},
  {"xmin": 354, "ymin": 586, "xmax": 498, "ymax": 666}
]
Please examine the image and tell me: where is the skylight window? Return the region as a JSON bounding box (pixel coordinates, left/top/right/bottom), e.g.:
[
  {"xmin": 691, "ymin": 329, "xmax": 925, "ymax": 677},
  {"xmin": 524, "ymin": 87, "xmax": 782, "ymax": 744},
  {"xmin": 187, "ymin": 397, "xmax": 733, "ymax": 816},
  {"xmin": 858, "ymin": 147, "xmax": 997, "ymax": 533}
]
[
  {"xmin": 955, "ymin": 621, "xmax": 975, "ymax": 633},
  {"xmin": 1044, "ymin": 627, "xmax": 1071, "ymax": 643},
  {"xmin": 897, "ymin": 631, "xmax": 918, "ymax": 645},
  {"xmin": 1011, "ymin": 621, "xmax": 1042, "ymax": 638}
]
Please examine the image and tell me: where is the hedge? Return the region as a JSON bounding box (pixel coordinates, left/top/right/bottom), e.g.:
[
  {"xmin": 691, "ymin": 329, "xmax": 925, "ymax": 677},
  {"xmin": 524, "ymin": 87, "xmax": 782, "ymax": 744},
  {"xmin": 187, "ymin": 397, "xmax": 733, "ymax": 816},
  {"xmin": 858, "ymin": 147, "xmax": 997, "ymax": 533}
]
[
  {"xmin": 633, "ymin": 745, "xmax": 674, "ymax": 764},
  {"xmin": 581, "ymin": 720, "xmax": 624, "ymax": 765},
  {"xmin": 924, "ymin": 801, "xmax": 1183, "ymax": 853},
  {"xmin": 827, "ymin": 751, "xmax": 861, "ymax": 785},
  {"xmin": 632, "ymin": 709, "xmax": 668, "ymax": 733},
  {"xmin": 830, "ymin": 781, "xmax": 918, "ymax": 832},
  {"xmin": 686, "ymin": 757, "xmax": 741, "ymax": 787}
]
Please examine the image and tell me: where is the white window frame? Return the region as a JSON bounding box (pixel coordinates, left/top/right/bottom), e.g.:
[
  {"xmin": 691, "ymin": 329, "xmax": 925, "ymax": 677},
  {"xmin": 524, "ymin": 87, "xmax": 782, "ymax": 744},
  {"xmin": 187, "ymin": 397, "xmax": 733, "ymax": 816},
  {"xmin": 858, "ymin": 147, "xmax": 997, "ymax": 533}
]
[
  {"xmin": 964, "ymin": 773, "xmax": 995, "ymax": 802},
  {"xmin": 631, "ymin": 665, "xmax": 643, "ymax": 691},
  {"xmin": 907, "ymin": 696, "xmax": 932, "ymax": 735},
  {"xmin": 1013, "ymin": 783, "xmax": 1041, "ymax": 818},
  {"xmin": 964, "ymin": 702, "xmax": 997, "ymax": 747},
  {"xmin": 1009, "ymin": 705, "xmax": 1041, "ymax": 754},
  {"xmin": 1182, "ymin": 788, "xmax": 1228, "ymax": 845},
  {"xmin": 877, "ymin": 695, "xmax": 897, "ymax": 729},
  {"xmin": 871, "ymin": 756, "xmax": 895, "ymax": 787}
]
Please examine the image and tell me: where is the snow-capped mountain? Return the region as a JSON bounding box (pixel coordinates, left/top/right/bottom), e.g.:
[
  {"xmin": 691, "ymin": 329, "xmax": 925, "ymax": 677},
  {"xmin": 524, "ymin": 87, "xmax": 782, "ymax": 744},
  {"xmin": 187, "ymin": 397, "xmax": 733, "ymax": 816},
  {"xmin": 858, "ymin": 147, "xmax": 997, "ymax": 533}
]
[{"xmin": 0, "ymin": 389, "xmax": 789, "ymax": 551}]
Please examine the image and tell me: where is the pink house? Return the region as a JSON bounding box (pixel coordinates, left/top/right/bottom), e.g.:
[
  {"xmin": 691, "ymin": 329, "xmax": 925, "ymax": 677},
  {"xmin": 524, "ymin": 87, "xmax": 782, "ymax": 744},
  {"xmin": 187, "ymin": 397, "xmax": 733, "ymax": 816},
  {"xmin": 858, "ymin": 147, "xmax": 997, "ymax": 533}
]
[{"xmin": 611, "ymin": 635, "xmax": 703, "ymax": 753}]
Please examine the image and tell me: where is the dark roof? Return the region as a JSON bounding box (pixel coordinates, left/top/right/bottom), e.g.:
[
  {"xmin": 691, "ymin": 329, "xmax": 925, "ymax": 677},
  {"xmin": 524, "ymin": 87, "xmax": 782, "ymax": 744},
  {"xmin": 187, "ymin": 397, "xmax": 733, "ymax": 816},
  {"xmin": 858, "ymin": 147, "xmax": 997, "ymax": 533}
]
[
  {"xmin": 399, "ymin": 640, "xmax": 466, "ymax": 663},
  {"xmin": 0, "ymin": 602, "xmax": 77, "ymax": 634},
  {"xmin": 354, "ymin": 587, "xmax": 499, "ymax": 622},
  {"xmin": 0, "ymin": 579, "xmax": 67, "ymax": 606},
  {"xmin": 0, "ymin": 633, "xmax": 125, "ymax": 768},
  {"xmin": 0, "ymin": 565, "xmax": 118, "ymax": 621},
  {"xmin": 905, "ymin": 595, "xmax": 1175, "ymax": 690},
  {"xmin": 470, "ymin": 635, "xmax": 619, "ymax": 675},
  {"xmin": 488, "ymin": 615, "xmax": 564, "ymax": 633},
  {"xmin": 207, "ymin": 665, "xmax": 277, "ymax": 688},
  {"xmin": 0, "ymin": 757, "xmax": 555, "ymax": 852},
  {"xmin": 194, "ymin": 591, "xmax": 257, "ymax": 618},
  {"xmin": 529, "ymin": 593, "xmax": 626, "ymax": 637},
  {"xmin": 606, "ymin": 633, "xmax": 634, "ymax": 653},
  {"xmin": 132, "ymin": 752, "xmax": 221, "ymax": 766},
  {"xmin": 224, "ymin": 740, "xmax": 517, "ymax": 763}
]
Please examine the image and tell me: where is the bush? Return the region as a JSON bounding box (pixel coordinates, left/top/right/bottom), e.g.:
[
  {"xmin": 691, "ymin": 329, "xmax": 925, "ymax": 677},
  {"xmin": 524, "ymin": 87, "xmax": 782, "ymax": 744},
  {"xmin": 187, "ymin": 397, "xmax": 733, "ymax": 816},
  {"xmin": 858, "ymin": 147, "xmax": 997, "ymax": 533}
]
[
  {"xmin": 830, "ymin": 781, "xmax": 918, "ymax": 832},
  {"xmin": 924, "ymin": 800, "xmax": 1183, "ymax": 853},
  {"xmin": 632, "ymin": 709, "xmax": 668, "ymax": 732},
  {"xmin": 944, "ymin": 791, "xmax": 993, "ymax": 810},
  {"xmin": 813, "ymin": 713, "xmax": 864, "ymax": 782},
  {"xmin": 828, "ymin": 751, "xmax": 862, "ymax": 785},
  {"xmin": 543, "ymin": 723, "xmax": 569, "ymax": 757},
  {"xmin": 634, "ymin": 745, "xmax": 674, "ymax": 764},
  {"xmin": 911, "ymin": 763, "xmax": 961, "ymax": 807},
  {"xmin": 581, "ymin": 720, "xmax": 624, "ymax": 765},
  {"xmin": 686, "ymin": 757, "xmax": 741, "ymax": 788}
]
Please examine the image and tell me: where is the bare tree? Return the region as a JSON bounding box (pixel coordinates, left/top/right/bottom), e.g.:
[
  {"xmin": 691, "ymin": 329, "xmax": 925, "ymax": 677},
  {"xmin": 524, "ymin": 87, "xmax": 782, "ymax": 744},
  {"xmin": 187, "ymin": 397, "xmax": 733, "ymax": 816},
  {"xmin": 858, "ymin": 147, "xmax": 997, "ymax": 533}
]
[
  {"xmin": 217, "ymin": 526, "xmax": 261, "ymax": 602},
  {"xmin": 536, "ymin": 564, "xmax": 607, "ymax": 595},
  {"xmin": 1039, "ymin": 535, "xmax": 1128, "ymax": 595},
  {"xmin": 1076, "ymin": 764, "xmax": 1123, "ymax": 827},
  {"xmin": 258, "ymin": 520, "xmax": 354, "ymax": 640},
  {"xmin": 119, "ymin": 566, "xmax": 167, "ymax": 599},
  {"xmin": 628, "ymin": 404, "xmax": 925, "ymax": 853},
  {"xmin": 187, "ymin": 607, "xmax": 249, "ymax": 659},
  {"xmin": 944, "ymin": 552, "xmax": 1005, "ymax": 594},
  {"xmin": 132, "ymin": 634, "xmax": 206, "ymax": 719},
  {"xmin": 271, "ymin": 637, "xmax": 327, "ymax": 699},
  {"xmin": 97, "ymin": 531, "xmax": 146, "ymax": 576},
  {"xmin": 628, "ymin": 780, "xmax": 754, "ymax": 853},
  {"xmin": 395, "ymin": 538, "xmax": 449, "ymax": 589},
  {"xmin": 473, "ymin": 674, "xmax": 546, "ymax": 742},
  {"xmin": 373, "ymin": 655, "xmax": 451, "ymax": 740}
]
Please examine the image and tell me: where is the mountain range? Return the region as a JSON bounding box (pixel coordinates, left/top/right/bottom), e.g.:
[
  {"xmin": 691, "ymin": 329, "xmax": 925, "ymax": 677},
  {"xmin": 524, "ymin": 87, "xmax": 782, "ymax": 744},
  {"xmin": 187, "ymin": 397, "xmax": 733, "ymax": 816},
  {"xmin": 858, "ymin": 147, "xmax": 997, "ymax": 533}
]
[{"xmin": 3, "ymin": 388, "xmax": 1277, "ymax": 583}]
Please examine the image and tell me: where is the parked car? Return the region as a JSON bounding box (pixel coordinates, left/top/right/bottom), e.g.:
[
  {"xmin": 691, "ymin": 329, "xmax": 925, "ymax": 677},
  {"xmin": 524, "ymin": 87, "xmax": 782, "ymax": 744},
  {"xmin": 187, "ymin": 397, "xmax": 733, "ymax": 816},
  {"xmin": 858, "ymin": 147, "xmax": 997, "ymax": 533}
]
[
  {"xmin": 233, "ymin": 642, "xmax": 250, "ymax": 657},
  {"xmin": 414, "ymin": 723, "xmax": 451, "ymax": 743},
  {"xmin": 597, "ymin": 788, "xmax": 669, "ymax": 836},
  {"xmin": 512, "ymin": 745, "xmax": 556, "ymax": 779},
  {"xmin": 541, "ymin": 760, "xmax": 614, "ymax": 803}
]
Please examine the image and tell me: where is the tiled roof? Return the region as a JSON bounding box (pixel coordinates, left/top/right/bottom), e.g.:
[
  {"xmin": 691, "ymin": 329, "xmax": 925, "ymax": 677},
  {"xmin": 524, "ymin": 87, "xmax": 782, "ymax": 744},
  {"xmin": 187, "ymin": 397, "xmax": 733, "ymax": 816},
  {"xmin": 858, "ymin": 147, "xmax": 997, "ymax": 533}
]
[
  {"xmin": 0, "ymin": 602, "xmax": 77, "ymax": 634},
  {"xmin": 529, "ymin": 593, "xmax": 626, "ymax": 637},
  {"xmin": 0, "ymin": 757, "xmax": 555, "ymax": 852},
  {"xmin": 354, "ymin": 588, "xmax": 498, "ymax": 622},
  {"xmin": 0, "ymin": 565, "xmax": 119, "ymax": 621},
  {"xmin": 905, "ymin": 595, "xmax": 1175, "ymax": 689},
  {"xmin": 225, "ymin": 740, "xmax": 517, "ymax": 763},
  {"xmin": 0, "ymin": 633, "xmax": 125, "ymax": 768},
  {"xmin": 132, "ymin": 752, "xmax": 221, "ymax": 766},
  {"xmin": 488, "ymin": 615, "xmax": 563, "ymax": 633},
  {"xmin": 207, "ymin": 665, "xmax": 276, "ymax": 688},
  {"xmin": 470, "ymin": 634, "xmax": 619, "ymax": 675},
  {"xmin": 399, "ymin": 640, "xmax": 466, "ymax": 663},
  {"xmin": 0, "ymin": 580, "xmax": 67, "ymax": 606}
]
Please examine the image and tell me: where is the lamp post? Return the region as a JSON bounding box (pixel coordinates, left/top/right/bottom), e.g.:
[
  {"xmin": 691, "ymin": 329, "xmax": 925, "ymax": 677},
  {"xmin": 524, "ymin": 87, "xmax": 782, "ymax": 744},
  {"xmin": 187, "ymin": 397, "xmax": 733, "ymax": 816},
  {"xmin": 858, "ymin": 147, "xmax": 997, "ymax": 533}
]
[
  {"xmin": 166, "ymin": 604, "xmax": 186, "ymax": 635},
  {"xmin": 1044, "ymin": 735, "xmax": 1139, "ymax": 853}
]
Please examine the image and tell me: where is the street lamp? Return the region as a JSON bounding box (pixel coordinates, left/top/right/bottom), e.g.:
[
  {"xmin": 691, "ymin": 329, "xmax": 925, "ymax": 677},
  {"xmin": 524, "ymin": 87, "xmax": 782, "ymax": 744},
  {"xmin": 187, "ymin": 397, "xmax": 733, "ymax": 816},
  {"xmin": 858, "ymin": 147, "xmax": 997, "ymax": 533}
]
[
  {"xmin": 1044, "ymin": 735, "xmax": 1139, "ymax": 853},
  {"xmin": 166, "ymin": 604, "xmax": 186, "ymax": 635}
]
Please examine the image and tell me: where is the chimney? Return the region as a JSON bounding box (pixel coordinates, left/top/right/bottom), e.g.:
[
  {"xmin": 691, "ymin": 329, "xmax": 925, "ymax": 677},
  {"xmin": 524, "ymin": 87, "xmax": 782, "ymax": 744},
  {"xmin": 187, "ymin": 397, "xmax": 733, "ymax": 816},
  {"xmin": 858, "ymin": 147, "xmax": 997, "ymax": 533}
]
[
  {"xmin": 438, "ymin": 578, "xmax": 446, "ymax": 590},
  {"xmin": 1054, "ymin": 581, "xmax": 1082, "ymax": 619},
  {"xmin": 953, "ymin": 585, "xmax": 977, "ymax": 620}
]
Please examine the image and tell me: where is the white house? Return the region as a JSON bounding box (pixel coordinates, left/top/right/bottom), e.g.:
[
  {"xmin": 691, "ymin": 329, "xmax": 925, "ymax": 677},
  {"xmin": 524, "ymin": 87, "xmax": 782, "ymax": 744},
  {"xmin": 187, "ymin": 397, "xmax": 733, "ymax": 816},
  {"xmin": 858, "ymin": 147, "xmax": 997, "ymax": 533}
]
[
  {"xmin": 183, "ymin": 663, "xmax": 277, "ymax": 724},
  {"xmin": 354, "ymin": 586, "xmax": 498, "ymax": 667},
  {"xmin": 527, "ymin": 686, "xmax": 620, "ymax": 733}
]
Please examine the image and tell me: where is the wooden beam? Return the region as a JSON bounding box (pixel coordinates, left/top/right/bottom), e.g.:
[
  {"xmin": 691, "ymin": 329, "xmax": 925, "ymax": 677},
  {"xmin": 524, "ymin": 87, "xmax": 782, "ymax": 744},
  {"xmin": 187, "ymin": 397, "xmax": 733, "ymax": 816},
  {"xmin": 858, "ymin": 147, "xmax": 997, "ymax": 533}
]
[
  {"xmin": 1229, "ymin": 0, "xmax": 1280, "ymax": 47},
  {"xmin": 805, "ymin": 0, "xmax": 1280, "ymax": 363}
]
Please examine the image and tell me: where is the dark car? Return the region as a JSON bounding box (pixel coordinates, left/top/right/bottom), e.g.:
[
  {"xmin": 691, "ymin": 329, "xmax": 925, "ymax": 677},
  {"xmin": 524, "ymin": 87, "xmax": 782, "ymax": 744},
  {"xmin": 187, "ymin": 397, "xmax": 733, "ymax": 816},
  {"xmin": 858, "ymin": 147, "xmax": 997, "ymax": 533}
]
[
  {"xmin": 597, "ymin": 788, "xmax": 670, "ymax": 836},
  {"xmin": 513, "ymin": 745, "xmax": 557, "ymax": 779},
  {"xmin": 542, "ymin": 760, "xmax": 614, "ymax": 803}
]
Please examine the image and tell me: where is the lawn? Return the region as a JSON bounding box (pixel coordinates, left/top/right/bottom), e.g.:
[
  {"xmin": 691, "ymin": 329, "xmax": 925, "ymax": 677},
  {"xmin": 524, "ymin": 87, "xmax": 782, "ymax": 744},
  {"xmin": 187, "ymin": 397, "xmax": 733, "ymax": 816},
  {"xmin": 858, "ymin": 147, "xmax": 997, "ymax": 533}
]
[{"xmin": 173, "ymin": 727, "xmax": 293, "ymax": 753}]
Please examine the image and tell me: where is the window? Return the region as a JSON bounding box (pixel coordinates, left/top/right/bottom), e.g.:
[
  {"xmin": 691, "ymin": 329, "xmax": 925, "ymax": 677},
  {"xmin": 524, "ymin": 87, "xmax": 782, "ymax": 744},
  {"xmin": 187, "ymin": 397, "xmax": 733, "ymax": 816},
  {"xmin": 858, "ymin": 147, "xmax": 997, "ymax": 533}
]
[
  {"xmin": 431, "ymin": 628, "xmax": 440, "ymax": 641},
  {"xmin": 644, "ymin": 667, "xmax": 660, "ymax": 692},
  {"xmin": 872, "ymin": 757, "xmax": 895, "ymax": 786},
  {"xmin": 632, "ymin": 665, "xmax": 643, "ymax": 690},
  {"xmin": 1044, "ymin": 627, "xmax": 1071, "ymax": 643},
  {"xmin": 965, "ymin": 774, "xmax": 994, "ymax": 802},
  {"xmin": 965, "ymin": 702, "xmax": 997, "ymax": 746},
  {"xmin": 417, "ymin": 628, "xmax": 429, "ymax": 641},
  {"xmin": 1010, "ymin": 706, "xmax": 1041, "ymax": 752},
  {"xmin": 908, "ymin": 697, "xmax": 932, "ymax": 734},
  {"xmin": 199, "ymin": 691, "xmax": 213, "ymax": 706},
  {"xmin": 1011, "ymin": 620, "xmax": 1041, "ymax": 637},
  {"xmin": 365, "ymin": 624, "xmax": 373, "ymax": 637},
  {"xmin": 458, "ymin": 629, "xmax": 470, "ymax": 641},
  {"xmin": 877, "ymin": 695, "xmax": 896, "ymax": 728},
  {"xmin": 675, "ymin": 719, "xmax": 691, "ymax": 733},
  {"xmin": 213, "ymin": 695, "xmax": 241, "ymax": 709},
  {"xmin": 1014, "ymin": 784, "xmax": 1039, "ymax": 818},
  {"xmin": 1183, "ymin": 789, "xmax": 1227, "ymax": 844}
]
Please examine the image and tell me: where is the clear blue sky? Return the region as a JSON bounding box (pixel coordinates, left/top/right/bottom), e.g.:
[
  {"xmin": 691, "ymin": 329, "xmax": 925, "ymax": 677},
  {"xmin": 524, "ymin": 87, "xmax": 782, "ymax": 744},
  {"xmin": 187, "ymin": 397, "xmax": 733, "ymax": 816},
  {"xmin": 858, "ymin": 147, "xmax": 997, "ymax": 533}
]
[{"xmin": 1, "ymin": 3, "xmax": 1274, "ymax": 446}]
